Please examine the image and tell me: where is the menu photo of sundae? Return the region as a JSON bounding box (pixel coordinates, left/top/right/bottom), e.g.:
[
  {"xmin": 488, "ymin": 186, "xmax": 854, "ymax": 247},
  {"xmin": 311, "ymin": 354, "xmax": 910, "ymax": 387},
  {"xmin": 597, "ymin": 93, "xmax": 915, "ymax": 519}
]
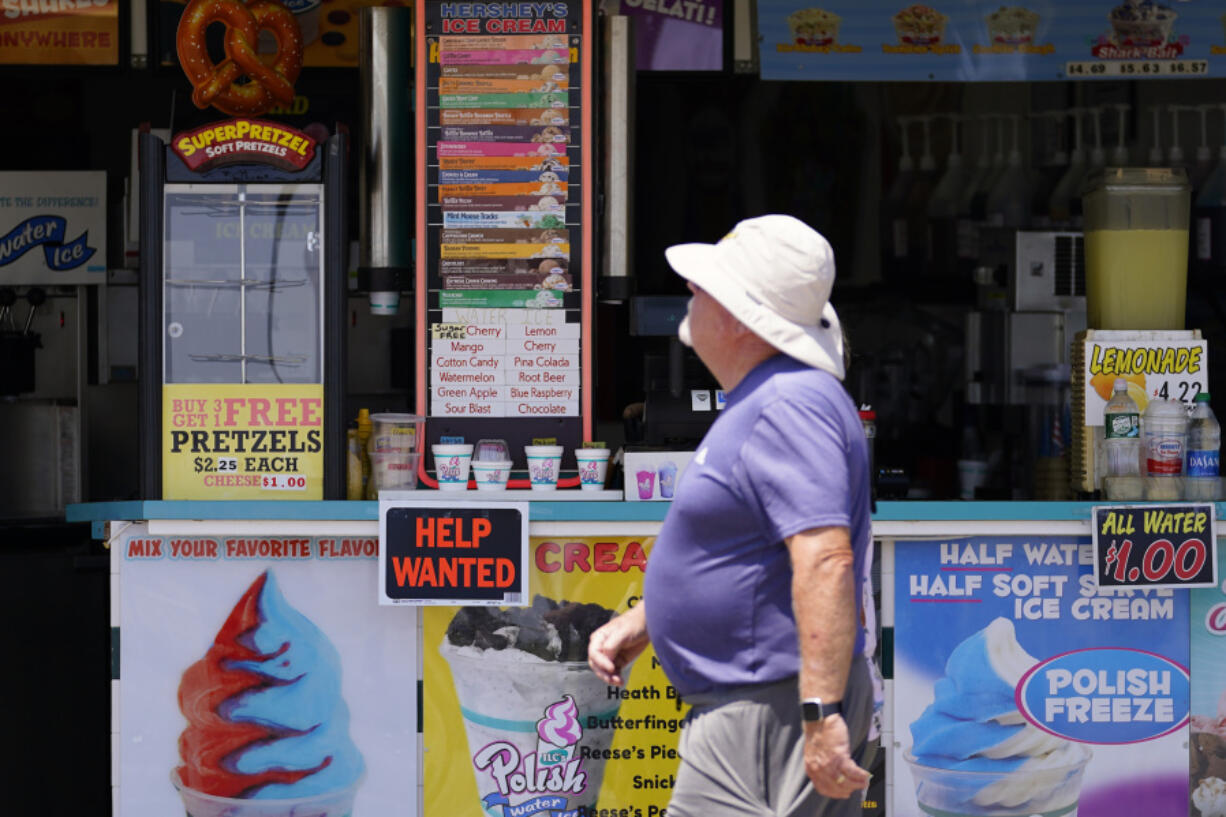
[
  {"xmin": 1092, "ymin": 0, "xmax": 1185, "ymax": 58},
  {"xmin": 884, "ymin": 4, "xmax": 961, "ymax": 54},
  {"xmin": 975, "ymin": 6, "xmax": 1052, "ymax": 55}
]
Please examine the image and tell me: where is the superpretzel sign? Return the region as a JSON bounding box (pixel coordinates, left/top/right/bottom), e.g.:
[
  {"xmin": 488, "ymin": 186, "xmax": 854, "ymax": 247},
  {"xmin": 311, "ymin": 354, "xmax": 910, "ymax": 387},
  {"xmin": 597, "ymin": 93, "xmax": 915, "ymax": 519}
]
[{"xmin": 171, "ymin": 119, "xmax": 317, "ymax": 172}]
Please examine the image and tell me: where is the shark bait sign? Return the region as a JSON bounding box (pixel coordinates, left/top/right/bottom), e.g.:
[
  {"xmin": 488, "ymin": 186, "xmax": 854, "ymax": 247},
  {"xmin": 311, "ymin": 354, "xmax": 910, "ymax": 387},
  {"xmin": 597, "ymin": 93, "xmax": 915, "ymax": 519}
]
[{"xmin": 0, "ymin": 171, "xmax": 105, "ymax": 284}]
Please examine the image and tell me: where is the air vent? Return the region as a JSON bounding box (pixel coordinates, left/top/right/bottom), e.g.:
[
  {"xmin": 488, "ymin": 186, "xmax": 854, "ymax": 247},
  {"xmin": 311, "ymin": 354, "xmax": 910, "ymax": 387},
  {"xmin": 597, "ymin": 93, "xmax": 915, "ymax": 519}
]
[{"xmin": 1053, "ymin": 235, "xmax": 1085, "ymax": 296}]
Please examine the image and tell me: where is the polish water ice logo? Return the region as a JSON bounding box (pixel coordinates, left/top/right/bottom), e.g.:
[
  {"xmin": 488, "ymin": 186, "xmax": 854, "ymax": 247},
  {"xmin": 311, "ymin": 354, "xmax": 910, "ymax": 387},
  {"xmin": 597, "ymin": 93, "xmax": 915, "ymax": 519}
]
[
  {"xmin": 536, "ymin": 695, "xmax": 582, "ymax": 765},
  {"xmin": 439, "ymin": 456, "xmax": 465, "ymax": 481}
]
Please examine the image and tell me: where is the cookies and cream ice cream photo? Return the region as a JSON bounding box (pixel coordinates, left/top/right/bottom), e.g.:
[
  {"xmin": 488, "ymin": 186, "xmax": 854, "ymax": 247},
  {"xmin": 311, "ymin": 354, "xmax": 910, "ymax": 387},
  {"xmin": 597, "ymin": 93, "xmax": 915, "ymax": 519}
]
[{"xmin": 894, "ymin": 536, "xmax": 1190, "ymax": 817}]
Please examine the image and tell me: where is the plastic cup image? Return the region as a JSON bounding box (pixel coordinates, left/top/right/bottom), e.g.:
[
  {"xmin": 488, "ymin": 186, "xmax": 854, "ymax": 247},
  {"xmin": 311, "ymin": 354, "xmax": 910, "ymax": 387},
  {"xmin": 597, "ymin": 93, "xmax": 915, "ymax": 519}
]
[
  {"xmin": 472, "ymin": 460, "xmax": 512, "ymax": 491},
  {"xmin": 657, "ymin": 461, "xmax": 678, "ymax": 499},
  {"xmin": 904, "ymin": 744, "xmax": 1092, "ymax": 817},
  {"xmin": 525, "ymin": 444, "xmax": 563, "ymax": 491},
  {"xmin": 635, "ymin": 469, "xmax": 655, "ymax": 500},
  {"xmin": 474, "ymin": 438, "xmax": 511, "ymax": 463},
  {"xmin": 171, "ymin": 770, "xmax": 362, "ymax": 817},
  {"xmin": 433, "ymin": 443, "xmax": 474, "ymax": 491},
  {"xmin": 368, "ymin": 451, "xmax": 420, "ymax": 493},
  {"xmin": 574, "ymin": 448, "xmax": 610, "ymax": 491}
]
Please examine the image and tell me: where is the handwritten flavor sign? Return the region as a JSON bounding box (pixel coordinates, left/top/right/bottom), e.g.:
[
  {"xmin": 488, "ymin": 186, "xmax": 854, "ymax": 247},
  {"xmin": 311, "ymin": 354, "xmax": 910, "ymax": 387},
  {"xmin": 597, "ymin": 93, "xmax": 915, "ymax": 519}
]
[
  {"xmin": 1083, "ymin": 338, "xmax": 1209, "ymax": 426},
  {"xmin": 378, "ymin": 499, "xmax": 529, "ymax": 605},
  {"xmin": 893, "ymin": 536, "xmax": 1190, "ymax": 817},
  {"xmin": 1092, "ymin": 503, "xmax": 1217, "ymax": 589},
  {"xmin": 161, "ymin": 383, "xmax": 324, "ymax": 499}
]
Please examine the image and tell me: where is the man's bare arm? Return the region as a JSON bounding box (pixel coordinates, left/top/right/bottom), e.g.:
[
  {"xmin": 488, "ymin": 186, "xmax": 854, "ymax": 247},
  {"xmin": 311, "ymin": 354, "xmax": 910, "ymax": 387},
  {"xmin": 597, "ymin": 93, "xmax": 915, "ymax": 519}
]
[{"xmin": 787, "ymin": 525, "xmax": 869, "ymax": 799}]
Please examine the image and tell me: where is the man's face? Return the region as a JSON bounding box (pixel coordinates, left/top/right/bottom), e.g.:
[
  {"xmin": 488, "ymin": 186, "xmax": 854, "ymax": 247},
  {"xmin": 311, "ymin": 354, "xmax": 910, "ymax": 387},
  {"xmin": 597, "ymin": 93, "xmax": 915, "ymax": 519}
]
[{"xmin": 681, "ymin": 282, "xmax": 735, "ymax": 368}]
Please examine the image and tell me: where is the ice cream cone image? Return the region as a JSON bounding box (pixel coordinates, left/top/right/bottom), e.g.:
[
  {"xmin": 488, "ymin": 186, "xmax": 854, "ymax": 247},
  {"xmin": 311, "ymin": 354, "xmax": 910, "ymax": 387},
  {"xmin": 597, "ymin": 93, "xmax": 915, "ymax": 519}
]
[
  {"xmin": 536, "ymin": 695, "xmax": 582, "ymax": 766},
  {"xmin": 907, "ymin": 618, "xmax": 1092, "ymax": 816},
  {"xmin": 173, "ymin": 571, "xmax": 365, "ymax": 816}
]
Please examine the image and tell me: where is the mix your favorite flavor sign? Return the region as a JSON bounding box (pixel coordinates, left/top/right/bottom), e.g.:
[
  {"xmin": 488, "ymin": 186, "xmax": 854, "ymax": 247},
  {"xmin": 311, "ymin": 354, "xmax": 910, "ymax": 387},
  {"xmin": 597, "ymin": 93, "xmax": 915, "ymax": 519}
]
[
  {"xmin": 893, "ymin": 536, "xmax": 1190, "ymax": 817},
  {"xmin": 759, "ymin": 0, "xmax": 1226, "ymax": 81}
]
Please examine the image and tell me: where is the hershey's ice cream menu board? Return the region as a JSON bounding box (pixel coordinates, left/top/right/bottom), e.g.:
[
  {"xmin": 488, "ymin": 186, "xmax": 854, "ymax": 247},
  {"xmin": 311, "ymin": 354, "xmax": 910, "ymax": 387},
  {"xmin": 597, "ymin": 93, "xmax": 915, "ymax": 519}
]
[{"xmin": 422, "ymin": 3, "xmax": 583, "ymax": 422}]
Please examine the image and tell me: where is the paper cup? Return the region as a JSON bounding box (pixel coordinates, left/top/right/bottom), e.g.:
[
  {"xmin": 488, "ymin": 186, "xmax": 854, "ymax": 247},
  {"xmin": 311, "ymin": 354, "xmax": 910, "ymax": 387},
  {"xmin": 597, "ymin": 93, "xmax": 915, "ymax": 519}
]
[
  {"xmin": 369, "ymin": 451, "xmax": 420, "ymax": 492},
  {"xmin": 635, "ymin": 469, "xmax": 655, "ymax": 500},
  {"xmin": 574, "ymin": 448, "xmax": 610, "ymax": 491},
  {"xmin": 472, "ymin": 460, "xmax": 512, "ymax": 491},
  {"xmin": 433, "ymin": 444, "xmax": 473, "ymax": 491},
  {"xmin": 171, "ymin": 769, "xmax": 362, "ymax": 817},
  {"xmin": 525, "ymin": 445, "xmax": 563, "ymax": 491}
]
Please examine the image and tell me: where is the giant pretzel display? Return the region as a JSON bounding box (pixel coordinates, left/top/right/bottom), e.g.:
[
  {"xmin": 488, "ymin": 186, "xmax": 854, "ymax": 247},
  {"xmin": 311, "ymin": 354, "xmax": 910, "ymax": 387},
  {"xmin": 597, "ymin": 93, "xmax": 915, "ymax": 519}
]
[{"xmin": 177, "ymin": 0, "xmax": 304, "ymax": 117}]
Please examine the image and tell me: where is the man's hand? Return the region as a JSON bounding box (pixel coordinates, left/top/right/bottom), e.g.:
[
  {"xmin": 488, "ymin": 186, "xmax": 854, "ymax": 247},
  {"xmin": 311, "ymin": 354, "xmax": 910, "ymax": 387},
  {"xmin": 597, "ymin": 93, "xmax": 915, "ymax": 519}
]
[
  {"xmin": 803, "ymin": 715, "xmax": 870, "ymax": 799},
  {"xmin": 587, "ymin": 604, "xmax": 650, "ymax": 686}
]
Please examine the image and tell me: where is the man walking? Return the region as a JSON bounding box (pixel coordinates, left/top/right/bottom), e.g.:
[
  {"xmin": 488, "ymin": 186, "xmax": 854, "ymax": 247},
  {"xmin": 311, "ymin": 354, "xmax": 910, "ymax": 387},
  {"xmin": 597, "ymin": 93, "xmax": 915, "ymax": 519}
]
[{"xmin": 588, "ymin": 214, "xmax": 875, "ymax": 817}]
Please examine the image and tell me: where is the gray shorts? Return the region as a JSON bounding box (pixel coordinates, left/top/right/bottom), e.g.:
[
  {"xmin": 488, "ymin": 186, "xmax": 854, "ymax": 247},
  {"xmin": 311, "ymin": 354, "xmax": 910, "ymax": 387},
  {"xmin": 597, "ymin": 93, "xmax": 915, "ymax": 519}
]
[{"xmin": 667, "ymin": 658, "xmax": 875, "ymax": 817}]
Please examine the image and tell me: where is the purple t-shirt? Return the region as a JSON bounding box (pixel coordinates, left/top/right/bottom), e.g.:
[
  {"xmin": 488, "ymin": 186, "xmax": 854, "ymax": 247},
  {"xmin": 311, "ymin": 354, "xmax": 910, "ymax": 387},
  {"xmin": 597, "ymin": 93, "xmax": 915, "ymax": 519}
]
[{"xmin": 643, "ymin": 354, "xmax": 872, "ymax": 698}]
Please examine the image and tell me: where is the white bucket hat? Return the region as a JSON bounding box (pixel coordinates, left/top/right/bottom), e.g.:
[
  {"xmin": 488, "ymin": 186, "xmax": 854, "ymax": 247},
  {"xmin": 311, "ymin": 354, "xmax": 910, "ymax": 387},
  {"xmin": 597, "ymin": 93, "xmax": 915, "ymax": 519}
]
[{"xmin": 665, "ymin": 214, "xmax": 845, "ymax": 380}]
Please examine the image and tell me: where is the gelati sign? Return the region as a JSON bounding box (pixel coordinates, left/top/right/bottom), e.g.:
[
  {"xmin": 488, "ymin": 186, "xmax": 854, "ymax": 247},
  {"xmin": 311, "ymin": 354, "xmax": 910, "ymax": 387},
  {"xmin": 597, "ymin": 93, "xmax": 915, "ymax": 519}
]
[
  {"xmin": 1092, "ymin": 503, "xmax": 1217, "ymax": 590},
  {"xmin": 378, "ymin": 498, "xmax": 529, "ymax": 605}
]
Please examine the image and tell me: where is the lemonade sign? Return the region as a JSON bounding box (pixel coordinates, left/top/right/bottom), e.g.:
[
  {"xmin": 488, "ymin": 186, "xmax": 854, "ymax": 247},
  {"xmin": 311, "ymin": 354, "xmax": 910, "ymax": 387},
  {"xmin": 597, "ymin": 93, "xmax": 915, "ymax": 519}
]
[{"xmin": 1083, "ymin": 338, "xmax": 1209, "ymax": 425}]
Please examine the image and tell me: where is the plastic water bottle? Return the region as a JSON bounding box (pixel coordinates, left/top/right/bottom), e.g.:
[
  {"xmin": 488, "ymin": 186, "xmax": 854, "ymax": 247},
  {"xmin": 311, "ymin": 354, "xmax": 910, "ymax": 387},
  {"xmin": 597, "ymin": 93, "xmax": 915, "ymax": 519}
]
[
  {"xmin": 1104, "ymin": 378, "xmax": 1141, "ymax": 477},
  {"xmin": 1187, "ymin": 393, "xmax": 1220, "ymax": 500}
]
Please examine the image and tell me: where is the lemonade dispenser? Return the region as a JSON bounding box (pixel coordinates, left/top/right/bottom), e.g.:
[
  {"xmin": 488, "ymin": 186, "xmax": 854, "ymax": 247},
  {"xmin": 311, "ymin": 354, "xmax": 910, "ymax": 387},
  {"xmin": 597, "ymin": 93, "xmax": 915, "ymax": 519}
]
[{"xmin": 1082, "ymin": 167, "xmax": 1191, "ymax": 330}]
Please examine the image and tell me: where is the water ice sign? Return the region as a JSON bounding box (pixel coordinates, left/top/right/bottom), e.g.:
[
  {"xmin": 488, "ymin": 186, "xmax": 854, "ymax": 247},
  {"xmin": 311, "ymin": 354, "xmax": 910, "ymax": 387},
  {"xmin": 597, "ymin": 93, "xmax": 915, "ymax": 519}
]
[
  {"xmin": 378, "ymin": 498, "xmax": 530, "ymax": 605},
  {"xmin": 1092, "ymin": 503, "xmax": 1217, "ymax": 590}
]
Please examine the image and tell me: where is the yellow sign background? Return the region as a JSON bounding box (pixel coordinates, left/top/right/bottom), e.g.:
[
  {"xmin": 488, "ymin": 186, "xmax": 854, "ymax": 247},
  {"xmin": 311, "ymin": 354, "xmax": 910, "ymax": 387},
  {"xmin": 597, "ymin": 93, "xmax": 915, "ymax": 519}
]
[
  {"xmin": 0, "ymin": 1, "xmax": 119, "ymax": 66},
  {"xmin": 162, "ymin": 383, "xmax": 324, "ymax": 500},
  {"xmin": 424, "ymin": 536, "xmax": 685, "ymax": 817}
]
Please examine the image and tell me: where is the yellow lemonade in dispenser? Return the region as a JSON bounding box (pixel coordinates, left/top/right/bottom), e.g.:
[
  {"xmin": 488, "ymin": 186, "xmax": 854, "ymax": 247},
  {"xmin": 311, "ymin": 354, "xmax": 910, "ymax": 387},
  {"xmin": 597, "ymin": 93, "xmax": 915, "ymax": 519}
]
[
  {"xmin": 1084, "ymin": 228, "xmax": 1188, "ymax": 330},
  {"xmin": 1082, "ymin": 168, "xmax": 1191, "ymax": 330}
]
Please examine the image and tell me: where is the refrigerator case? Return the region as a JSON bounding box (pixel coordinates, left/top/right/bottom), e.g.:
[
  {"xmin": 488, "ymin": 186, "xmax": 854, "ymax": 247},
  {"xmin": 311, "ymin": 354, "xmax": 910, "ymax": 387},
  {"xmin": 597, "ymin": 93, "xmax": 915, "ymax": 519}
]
[{"xmin": 138, "ymin": 131, "xmax": 348, "ymax": 500}]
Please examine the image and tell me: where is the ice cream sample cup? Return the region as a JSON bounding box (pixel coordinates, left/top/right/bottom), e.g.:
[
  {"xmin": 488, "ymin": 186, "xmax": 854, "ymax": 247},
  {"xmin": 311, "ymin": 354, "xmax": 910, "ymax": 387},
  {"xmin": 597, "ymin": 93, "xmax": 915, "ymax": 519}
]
[
  {"xmin": 472, "ymin": 460, "xmax": 512, "ymax": 491},
  {"xmin": 433, "ymin": 443, "xmax": 473, "ymax": 490},
  {"xmin": 440, "ymin": 599, "xmax": 627, "ymax": 813},
  {"xmin": 525, "ymin": 444, "xmax": 563, "ymax": 491},
  {"xmin": 172, "ymin": 770, "xmax": 362, "ymax": 817},
  {"xmin": 574, "ymin": 448, "xmax": 610, "ymax": 491}
]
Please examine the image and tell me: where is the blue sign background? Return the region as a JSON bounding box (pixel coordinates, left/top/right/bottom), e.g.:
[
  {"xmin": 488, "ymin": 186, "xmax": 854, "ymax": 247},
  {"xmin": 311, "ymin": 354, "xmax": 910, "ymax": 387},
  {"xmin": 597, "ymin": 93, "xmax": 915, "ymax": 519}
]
[
  {"xmin": 758, "ymin": 0, "xmax": 1226, "ymax": 81},
  {"xmin": 893, "ymin": 536, "xmax": 1190, "ymax": 817}
]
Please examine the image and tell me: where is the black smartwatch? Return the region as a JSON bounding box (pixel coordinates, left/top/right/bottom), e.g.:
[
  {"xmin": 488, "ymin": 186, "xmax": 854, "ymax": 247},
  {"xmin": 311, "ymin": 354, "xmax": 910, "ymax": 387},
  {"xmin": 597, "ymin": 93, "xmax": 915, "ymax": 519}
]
[{"xmin": 801, "ymin": 697, "xmax": 843, "ymax": 722}]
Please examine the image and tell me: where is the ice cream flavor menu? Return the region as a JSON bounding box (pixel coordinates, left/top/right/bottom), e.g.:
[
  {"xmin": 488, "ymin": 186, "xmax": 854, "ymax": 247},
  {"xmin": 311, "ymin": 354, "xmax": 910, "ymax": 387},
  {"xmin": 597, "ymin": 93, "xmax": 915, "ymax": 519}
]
[
  {"xmin": 893, "ymin": 537, "xmax": 1190, "ymax": 817},
  {"xmin": 424, "ymin": 4, "xmax": 583, "ymax": 422},
  {"xmin": 423, "ymin": 536, "xmax": 686, "ymax": 817},
  {"xmin": 758, "ymin": 0, "xmax": 1226, "ymax": 81}
]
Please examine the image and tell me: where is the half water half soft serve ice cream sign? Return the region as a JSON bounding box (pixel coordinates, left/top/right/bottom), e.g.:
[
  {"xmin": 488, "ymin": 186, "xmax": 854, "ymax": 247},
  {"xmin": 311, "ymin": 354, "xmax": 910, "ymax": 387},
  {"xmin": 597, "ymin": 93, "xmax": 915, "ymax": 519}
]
[{"xmin": 1016, "ymin": 648, "xmax": 1190, "ymax": 744}]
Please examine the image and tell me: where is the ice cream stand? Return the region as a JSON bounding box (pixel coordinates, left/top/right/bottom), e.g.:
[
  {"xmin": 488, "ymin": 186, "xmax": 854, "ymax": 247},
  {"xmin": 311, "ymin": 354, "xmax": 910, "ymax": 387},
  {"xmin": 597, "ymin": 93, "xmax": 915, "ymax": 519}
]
[{"xmin": 62, "ymin": 2, "xmax": 1226, "ymax": 817}]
